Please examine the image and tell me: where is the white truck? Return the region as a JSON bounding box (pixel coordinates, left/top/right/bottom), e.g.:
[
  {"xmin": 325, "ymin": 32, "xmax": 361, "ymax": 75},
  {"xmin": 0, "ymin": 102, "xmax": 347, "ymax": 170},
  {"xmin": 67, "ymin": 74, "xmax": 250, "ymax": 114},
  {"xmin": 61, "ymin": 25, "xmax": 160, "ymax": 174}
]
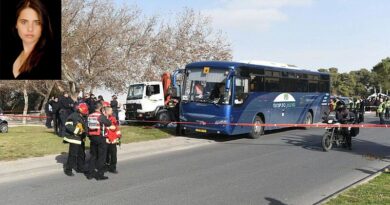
[
  {"xmin": 124, "ymin": 71, "xmax": 183, "ymax": 123},
  {"xmin": 124, "ymin": 81, "xmax": 165, "ymax": 121}
]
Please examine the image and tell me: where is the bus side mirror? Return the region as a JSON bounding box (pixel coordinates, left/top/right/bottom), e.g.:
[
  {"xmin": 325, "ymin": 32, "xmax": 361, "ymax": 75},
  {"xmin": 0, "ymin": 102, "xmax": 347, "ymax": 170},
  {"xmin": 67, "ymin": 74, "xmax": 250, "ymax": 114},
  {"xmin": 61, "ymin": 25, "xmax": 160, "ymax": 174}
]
[
  {"xmin": 225, "ymin": 79, "xmax": 231, "ymax": 91},
  {"xmin": 170, "ymin": 86, "xmax": 180, "ymax": 98}
]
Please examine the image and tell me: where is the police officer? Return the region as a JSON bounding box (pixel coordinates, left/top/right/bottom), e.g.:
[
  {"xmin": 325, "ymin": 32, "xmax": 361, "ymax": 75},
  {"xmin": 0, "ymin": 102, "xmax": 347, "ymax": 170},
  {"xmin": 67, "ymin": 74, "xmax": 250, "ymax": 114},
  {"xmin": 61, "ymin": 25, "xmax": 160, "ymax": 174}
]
[
  {"xmin": 63, "ymin": 103, "xmax": 89, "ymax": 176},
  {"xmin": 110, "ymin": 95, "xmax": 119, "ymax": 121},
  {"xmin": 59, "ymin": 91, "xmax": 74, "ymax": 137},
  {"xmin": 86, "ymin": 102, "xmax": 112, "ymax": 180},
  {"xmin": 51, "ymin": 97, "xmax": 60, "ymax": 135},
  {"xmin": 377, "ymin": 99, "xmax": 386, "ymax": 124},
  {"xmin": 85, "ymin": 93, "xmax": 96, "ymax": 114},
  {"xmin": 385, "ymin": 97, "xmax": 390, "ymax": 120},
  {"xmin": 44, "ymin": 97, "xmax": 54, "ymax": 128},
  {"xmin": 358, "ymin": 97, "xmax": 365, "ymax": 123}
]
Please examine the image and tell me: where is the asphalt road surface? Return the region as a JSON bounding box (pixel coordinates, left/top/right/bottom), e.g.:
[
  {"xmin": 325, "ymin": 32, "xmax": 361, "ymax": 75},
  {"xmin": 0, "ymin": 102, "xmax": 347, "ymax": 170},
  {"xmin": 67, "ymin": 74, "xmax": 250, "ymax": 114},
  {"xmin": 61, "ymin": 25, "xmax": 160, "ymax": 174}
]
[{"xmin": 0, "ymin": 115, "xmax": 389, "ymax": 205}]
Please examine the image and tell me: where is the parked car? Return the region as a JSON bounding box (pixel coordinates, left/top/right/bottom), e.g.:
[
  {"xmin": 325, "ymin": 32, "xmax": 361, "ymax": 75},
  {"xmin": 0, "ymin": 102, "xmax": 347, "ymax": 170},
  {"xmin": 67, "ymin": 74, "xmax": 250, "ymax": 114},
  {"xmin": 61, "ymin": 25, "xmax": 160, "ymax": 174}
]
[{"xmin": 0, "ymin": 118, "xmax": 8, "ymax": 133}]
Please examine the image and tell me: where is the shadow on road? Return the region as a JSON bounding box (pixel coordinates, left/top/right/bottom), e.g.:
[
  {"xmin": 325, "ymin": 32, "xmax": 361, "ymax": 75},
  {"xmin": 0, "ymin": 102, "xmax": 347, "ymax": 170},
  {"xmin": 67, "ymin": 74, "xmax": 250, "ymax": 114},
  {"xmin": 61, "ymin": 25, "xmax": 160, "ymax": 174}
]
[
  {"xmin": 355, "ymin": 168, "xmax": 377, "ymax": 175},
  {"xmin": 281, "ymin": 133, "xmax": 390, "ymax": 162},
  {"xmin": 55, "ymin": 152, "xmax": 67, "ymax": 168},
  {"xmin": 264, "ymin": 197, "xmax": 288, "ymax": 205},
  {"xmin": 175, "ymin": 127, "xmax": 304, "ymax": 143}
]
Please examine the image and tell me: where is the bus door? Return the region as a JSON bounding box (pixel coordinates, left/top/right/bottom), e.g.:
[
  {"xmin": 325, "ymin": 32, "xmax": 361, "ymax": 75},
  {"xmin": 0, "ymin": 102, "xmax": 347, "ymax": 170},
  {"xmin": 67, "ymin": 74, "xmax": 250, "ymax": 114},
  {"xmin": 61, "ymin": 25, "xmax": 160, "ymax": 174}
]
[{"xmin": 231, "ymin": 77, "xmax": 251, "ymax": 134}]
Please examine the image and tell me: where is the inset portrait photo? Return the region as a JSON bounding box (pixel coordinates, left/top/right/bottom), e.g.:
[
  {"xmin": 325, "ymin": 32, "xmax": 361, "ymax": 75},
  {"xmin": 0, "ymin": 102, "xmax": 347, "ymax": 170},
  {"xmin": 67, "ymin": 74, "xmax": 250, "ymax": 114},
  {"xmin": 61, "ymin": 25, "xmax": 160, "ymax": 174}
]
[{"xmin": 0, "ymin": 0, "xmax": 61, "ymax": 80}]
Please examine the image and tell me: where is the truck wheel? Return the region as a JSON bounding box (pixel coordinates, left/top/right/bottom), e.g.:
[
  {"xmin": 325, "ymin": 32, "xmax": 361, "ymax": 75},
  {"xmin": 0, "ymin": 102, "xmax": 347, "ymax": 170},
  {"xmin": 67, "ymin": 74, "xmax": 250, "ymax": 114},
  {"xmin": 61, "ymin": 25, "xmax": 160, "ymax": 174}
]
[
  {"xmin": 248, "ymin": 116, "xmax": 264, "ymax": 139},
  {"xmin": 0, "ymin": 123, "xmax": 8, "ymax": 133},
  {"xmin": 157, "ymin": 111, "xmax": 170, "ymax": 127}
]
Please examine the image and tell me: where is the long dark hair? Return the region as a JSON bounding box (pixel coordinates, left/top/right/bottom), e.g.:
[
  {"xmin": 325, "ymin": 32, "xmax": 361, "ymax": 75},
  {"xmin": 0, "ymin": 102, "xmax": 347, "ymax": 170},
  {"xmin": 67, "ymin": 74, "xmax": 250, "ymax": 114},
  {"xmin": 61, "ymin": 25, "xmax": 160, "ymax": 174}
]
[{"xmin": 14, "ymin": 0, "xmax": 52, "ymax": 73}]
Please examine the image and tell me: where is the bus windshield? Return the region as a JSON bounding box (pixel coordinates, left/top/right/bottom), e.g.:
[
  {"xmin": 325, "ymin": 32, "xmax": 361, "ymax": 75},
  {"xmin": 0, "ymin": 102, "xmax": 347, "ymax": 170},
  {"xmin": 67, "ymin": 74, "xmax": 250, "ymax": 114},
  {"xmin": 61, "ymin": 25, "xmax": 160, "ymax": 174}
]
[
  {"xmin": 127, "ymin": 84, "xmax": 144, "ymax": 100},
  {"xmin": 183, "ymin": 68, "xmax": 231, "ymax": 105}
]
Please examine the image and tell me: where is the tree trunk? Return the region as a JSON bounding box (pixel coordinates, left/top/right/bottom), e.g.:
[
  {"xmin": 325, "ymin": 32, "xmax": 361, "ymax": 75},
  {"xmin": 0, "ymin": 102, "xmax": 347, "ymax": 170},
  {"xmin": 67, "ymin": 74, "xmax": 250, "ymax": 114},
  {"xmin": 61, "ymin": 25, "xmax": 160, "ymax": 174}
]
[
  {"xmin": 40, "ymin": 81, "xmax": 56, "ymax": 114},
  {"xmin": 34, "ymin": 96, "xmax": 43, "ymax": 111},
  {"xmin": 23, "ymin": 81, "xmax": 29, "ymax": 125}
]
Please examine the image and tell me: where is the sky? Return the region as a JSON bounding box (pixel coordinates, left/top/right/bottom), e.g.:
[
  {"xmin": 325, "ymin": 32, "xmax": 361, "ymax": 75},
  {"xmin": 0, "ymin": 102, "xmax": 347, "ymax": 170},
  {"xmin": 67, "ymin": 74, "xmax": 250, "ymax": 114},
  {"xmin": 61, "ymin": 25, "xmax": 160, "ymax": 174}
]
[{"xmin": 116, "ymin": 0, "xmax": 390, "ymax": 73}]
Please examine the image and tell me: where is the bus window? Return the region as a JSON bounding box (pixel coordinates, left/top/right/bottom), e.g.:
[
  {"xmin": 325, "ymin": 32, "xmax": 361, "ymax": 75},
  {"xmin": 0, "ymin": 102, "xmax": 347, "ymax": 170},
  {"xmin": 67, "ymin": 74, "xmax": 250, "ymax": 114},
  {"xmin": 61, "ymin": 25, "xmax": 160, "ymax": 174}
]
[
  {"xmin": 250, "ymin": 76, "xmax": 264, "ymax": 92},
  {"xmin": 265, "ymin": 77, "xmax": 280, "ymax": 92},
  {"xmin": 281, "ymin": 78, "xmax": 295, "ymax": 92},
  {"xmin": 272, "ymin": 71, "xmax": 281, "ymax": 77},
  {"xmin": 235, "ymin": 78, "xmax": 249, "ymax": 105},
  {"xmin": 297, "ymin": 79, "xmax": 308, "ymax": 92},
  {"xmin": 308, "ymin": 80, "xmax": 318, "ymax": 92}
]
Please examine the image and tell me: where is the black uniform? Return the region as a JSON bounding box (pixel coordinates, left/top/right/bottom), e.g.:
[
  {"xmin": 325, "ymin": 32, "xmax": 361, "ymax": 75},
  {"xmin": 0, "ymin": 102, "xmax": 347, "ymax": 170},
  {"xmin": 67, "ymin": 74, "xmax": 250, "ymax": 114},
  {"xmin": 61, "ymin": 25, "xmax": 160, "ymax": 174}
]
[
  {"xmin": 87, "ymin": 112, "xmax": 112, "ymax": 180},
  {"xmin": 359, "ymin": 100, "xmax": 365, "ymax": 122},
  {"xmin": 58, "ymin": 96, "xmax": 74, "ymax": 137},
  {"xmin": 50, "ymin": 100, "xmax": 60, "ymax": 135},
  {"xmin": 110, "ymin": 99, "xmax": 119, "ymax": 121},
  {"xmin": 63, "ymin": 112, "xmax": 87, "ymax": 176},
  {"xmin": 44, "ymin": 100, "xmax": 53, "ymax": 128},
  {"xmin": 85, "ymin": 97, "xmax": 96, "ymax": 114},
  {"xmin": 336, "ymin": 107, "xmax": 353, "ymax": 149}
]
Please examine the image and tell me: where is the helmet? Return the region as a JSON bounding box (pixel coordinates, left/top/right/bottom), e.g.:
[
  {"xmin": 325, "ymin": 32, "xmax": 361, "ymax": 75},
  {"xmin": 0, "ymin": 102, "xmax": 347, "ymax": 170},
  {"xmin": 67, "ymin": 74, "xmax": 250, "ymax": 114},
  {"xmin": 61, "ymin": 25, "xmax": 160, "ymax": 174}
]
[
  {"xmin": 78, "ymin": 103, "xmax": 89, "ymax": 115},
  {"xmin": 103, "ymin": 101, "xmax": 111, "ymax": 107},
  {"xmin": 336, "ymin": 100, "xmax": 345, "ymax": 107}
]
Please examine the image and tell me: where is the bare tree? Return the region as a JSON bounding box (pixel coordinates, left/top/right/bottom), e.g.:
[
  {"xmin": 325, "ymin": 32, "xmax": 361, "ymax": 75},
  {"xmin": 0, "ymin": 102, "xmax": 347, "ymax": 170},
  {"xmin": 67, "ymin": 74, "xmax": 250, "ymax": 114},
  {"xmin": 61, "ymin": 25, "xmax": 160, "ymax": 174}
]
[{"xmin": 62, "ymin": 0, "xmax": 232, "ymax": 95}]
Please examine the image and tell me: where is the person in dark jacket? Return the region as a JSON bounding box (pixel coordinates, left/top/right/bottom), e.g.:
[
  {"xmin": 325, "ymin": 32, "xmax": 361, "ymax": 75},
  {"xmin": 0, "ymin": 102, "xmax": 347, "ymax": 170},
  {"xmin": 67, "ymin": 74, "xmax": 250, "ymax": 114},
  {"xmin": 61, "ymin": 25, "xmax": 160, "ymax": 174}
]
[
  {"xmin": 86, "ymin": 102, "xmax": 112, "ymax": 180},
  {"xmin": 58, "ymin": 91, "xmax": 74, "ymax": 137},
  {"xmin": 50, "ymin": 97, "xmax": 60, "ymax": 135},
  {"xmin": 110, "ymin": 95, "xmax": 120, "ymax": 121},
  {"xmin": 85, "ymin": 93, "xmax": 96, "ymax": 114},
  {"xmin": 98, "ymin": 95, "xmax": 104, "ymax": 104},
  {"xmin": 63, "ymin": 103, "xmax": 89, "ymax": 176},
  {"xmin": 336, "ymin": 104, "xmax": 353, "ymax": 150},
  {"xmin": 44, "ymin": 97, "xmax": 54, "ymax": 128}
]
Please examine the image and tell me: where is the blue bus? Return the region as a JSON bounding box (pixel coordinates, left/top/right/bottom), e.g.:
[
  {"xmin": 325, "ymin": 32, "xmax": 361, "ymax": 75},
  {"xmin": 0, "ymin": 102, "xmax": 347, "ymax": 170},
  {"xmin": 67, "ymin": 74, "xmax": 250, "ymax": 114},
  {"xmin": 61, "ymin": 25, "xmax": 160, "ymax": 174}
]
[{"xmin": 179, "ymin": 61, "xmax": 330, "ymax": 138}]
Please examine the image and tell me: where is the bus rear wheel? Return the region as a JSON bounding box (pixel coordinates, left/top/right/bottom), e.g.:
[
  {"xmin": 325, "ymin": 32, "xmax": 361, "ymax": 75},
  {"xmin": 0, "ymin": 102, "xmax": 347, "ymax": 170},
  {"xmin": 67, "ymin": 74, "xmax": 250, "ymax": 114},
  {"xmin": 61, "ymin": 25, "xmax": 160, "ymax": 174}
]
[{"xmin": 249, "ymin": 116, "xmax": 264, "ymax": 139}]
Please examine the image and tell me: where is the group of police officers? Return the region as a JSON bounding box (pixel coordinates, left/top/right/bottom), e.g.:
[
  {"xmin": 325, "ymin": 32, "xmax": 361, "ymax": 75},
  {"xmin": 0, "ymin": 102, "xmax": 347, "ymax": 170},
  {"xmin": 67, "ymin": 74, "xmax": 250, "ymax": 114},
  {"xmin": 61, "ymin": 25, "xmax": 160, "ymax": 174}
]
[
  {"xmin": 377, "ymin": 97, "xmax": 390, "ymax": 124},
  {"xmin": 46, "ymin": 91, "xmax": 121, "ymax": 180}
]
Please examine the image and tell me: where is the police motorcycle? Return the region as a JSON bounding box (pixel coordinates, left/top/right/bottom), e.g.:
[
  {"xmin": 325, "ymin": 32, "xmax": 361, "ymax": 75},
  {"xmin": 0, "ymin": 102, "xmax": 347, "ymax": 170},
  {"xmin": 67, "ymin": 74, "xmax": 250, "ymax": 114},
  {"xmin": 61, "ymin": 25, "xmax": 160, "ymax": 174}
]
[{"xmin": 321, "ymin": 111, "xmax": 359, "ymax": 152}]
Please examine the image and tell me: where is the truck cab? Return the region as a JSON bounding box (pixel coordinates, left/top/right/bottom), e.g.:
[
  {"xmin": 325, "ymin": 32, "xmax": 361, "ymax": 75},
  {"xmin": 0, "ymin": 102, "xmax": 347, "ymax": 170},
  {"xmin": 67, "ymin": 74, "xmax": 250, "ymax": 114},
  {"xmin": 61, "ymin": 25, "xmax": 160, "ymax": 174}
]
[{"xmin": 124, "ymin": 81, "xmax": 164, "ymax": 120}]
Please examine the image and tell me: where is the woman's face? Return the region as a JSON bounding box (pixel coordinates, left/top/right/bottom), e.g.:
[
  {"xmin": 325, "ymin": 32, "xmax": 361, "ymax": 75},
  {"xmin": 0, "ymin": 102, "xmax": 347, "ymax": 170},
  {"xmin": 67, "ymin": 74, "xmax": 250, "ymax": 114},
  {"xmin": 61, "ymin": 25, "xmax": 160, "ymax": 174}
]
[{"xmin": 16, "ymin": 7, "xmax": 42, "ymax": 45}]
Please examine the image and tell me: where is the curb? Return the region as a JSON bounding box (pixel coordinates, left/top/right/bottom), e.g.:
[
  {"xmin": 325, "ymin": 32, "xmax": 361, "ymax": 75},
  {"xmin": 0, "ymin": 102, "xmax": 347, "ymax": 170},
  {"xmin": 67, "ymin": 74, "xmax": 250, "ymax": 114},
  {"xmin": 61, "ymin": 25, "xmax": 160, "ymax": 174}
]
[{"xmin": 314, "ymin": 165, "xmax": 389, "ymax": 205}]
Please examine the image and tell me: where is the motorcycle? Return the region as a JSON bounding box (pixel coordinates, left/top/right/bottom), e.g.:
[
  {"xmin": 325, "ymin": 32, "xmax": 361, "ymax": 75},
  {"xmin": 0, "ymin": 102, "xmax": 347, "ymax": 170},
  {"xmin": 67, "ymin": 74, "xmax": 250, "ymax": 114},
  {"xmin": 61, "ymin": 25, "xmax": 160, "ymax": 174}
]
[{"xmin": 321, "ymin": 112, "xmax": 359, "ymax": 152}]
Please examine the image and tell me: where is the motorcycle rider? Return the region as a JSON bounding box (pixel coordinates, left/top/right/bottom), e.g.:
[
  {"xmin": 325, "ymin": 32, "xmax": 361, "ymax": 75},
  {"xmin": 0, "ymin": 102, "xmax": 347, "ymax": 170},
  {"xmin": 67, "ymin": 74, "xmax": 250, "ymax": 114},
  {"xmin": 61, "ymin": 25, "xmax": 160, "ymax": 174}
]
[{"xmin": 335, "ymin": 101, "xmax": 354, "ymax": 150}]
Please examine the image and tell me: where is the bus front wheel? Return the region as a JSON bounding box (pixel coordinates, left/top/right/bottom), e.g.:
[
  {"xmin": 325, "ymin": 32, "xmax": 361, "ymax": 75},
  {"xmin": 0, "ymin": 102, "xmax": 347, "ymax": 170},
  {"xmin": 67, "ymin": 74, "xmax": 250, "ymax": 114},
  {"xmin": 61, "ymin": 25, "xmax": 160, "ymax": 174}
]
[
  {"xmin": 303, "ymin": 112, "xmax": 313, "ymax": 129},
  {"xmin": 249, "ymin": 116, "xmax": 264, "ymax": 139}
]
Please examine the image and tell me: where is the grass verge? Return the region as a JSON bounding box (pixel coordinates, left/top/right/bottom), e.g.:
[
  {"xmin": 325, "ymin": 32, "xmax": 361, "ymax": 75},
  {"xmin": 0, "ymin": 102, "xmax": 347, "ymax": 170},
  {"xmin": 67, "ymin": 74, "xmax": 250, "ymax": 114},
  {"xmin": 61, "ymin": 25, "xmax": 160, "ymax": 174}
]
[
  {"xmin": 0, "ymin": 125, "xmax": 172, "ymax": 161},
  {"xmin": 326, "ymin": 172, "xmax": 390, "ymax": 205}
]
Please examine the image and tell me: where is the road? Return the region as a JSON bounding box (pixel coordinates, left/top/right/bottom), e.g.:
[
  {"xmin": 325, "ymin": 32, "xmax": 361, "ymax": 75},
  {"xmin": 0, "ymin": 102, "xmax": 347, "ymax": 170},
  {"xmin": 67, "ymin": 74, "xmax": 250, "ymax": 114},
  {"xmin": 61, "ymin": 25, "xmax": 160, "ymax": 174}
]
[{"xmin": 0, "ymin": 115, "xmax": 389, "ymax": 205}]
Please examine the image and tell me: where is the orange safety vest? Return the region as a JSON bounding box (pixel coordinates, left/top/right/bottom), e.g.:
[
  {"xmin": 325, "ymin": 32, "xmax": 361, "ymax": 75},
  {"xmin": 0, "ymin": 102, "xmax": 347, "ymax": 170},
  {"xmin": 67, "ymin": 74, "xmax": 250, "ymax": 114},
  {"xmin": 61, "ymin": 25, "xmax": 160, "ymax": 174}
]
[{"xmin": 88, "ymin": 111, "xmax": 105, "ymax": 136}]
